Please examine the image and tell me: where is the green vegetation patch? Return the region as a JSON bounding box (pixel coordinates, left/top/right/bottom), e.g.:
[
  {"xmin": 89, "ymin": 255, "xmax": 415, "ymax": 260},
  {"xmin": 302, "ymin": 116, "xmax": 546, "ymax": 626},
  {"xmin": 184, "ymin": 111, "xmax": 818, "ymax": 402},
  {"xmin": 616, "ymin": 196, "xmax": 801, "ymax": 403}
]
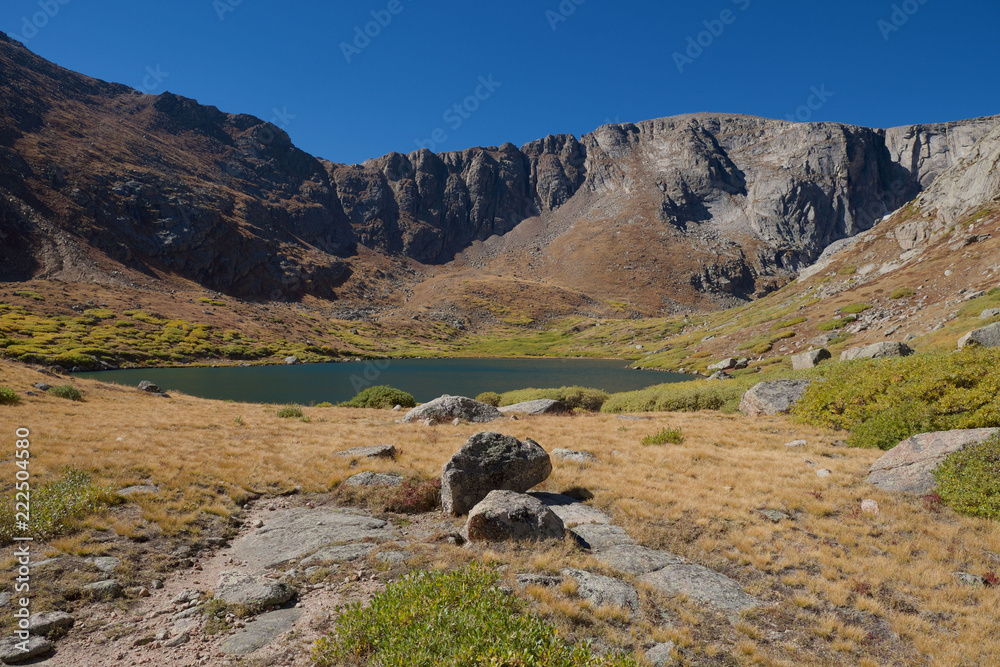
[
  {"xmin": 475, "ymin": 391, "xmax": 501, "ymax": 407},
  {"xmin": 0, "ymin": 467, "xmax": 120, "ymax": 545},
  {"xmin": 12, "ymin": 291, "xmax": 44, "ymax": 301},
  {"xmin": 837, "ymin": 265, "xmax": 858, "ymax": 276},
  {"xmin": 817, "ymin": 315, "xmax": 857, "ymax": 332},
  {"xmin": 839, "ymin": 303, "xmax": 872, "ymax": 315},
  {"xmin": 47, "ymin": 385, "xmax": 83, "ymax": 401},
  {"xmin": 276, "ymin": 405, "xmax": 304, "ymax": 419},
  {"xmin": 341, "ymin": 385, "xmax": 416, "ymax": 409},
  {"xmin": 642, "ymin": 427, "xmax": 685, "ymax": 445},
  {"xmin": 934, "ymin": 434, "xmax": 1000, "ymax": 521},
  {"xmin": 794, "ymin": 348, "xmax": 1000, "ymax": 450},
  {"xmin": 311, "ymin": 565, "xmax": 638, "ymax": 667},
  {"xmin": 772, "ymin": 316, "xmax": 807, "ymax": 330},
  {"xmin": 498, "ymin": 386, "xmax": 608, "ymax": 412},
  {"xmin": 890, "ymin": 288, "xmax": 916, "ymax": 299},
  {"xmin": 0, "ymin": 387, "xmax": 20, "ymax": 406}
]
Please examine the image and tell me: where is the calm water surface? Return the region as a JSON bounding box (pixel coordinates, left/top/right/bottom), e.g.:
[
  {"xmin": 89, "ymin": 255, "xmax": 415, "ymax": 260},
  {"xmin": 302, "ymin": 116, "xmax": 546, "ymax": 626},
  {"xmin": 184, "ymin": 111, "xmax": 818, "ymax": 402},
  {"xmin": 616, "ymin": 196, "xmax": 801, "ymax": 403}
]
[{"xmin": 77, "ymin": 358, "xmax": 690, "ymax": 404}]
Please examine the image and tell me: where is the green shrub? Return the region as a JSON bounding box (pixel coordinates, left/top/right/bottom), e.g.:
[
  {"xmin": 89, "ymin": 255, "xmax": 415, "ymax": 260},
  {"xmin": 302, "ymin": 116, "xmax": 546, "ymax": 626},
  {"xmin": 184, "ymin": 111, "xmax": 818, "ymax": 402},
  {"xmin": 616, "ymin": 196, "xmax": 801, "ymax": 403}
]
[
  {"xmin": 794, "ymin": 348, "xmax": 1000, "ymax": 449},
  {"xmin": 475, "ymin": 391, "xmax": 501, "ymax": 407},
  {"xmin": 934, "ymin": 434, "xmax": 1000, "ymax": 521},
  {"xmin": 642, "ymin": 427, "xmax": 685, "ymax": 445},
  {"xmin": 498, "ymin": 386, "xmax": 608, "ymax": 412},
  {"xmin": 840, "ymin": 303, "xmax": 872, "ymax": 315},
  {"xmin": 0, "ymin": 466, "xmax": 120, "ymax": 544},
  {"xmin": 12, "ymin": 291, "xmax": 43, "ymax": 301},
  {"xmin": 837, "ymin": 265, "xmax": 858, "ymax": 275},
  {"xmin": 772, "ymin": 316, "xmax": 807, "ymax": 330},
  {"xmin": 890, "ymin": 288, "xmax": 916, "ymax": 299},
  {"xmin": 816, "ymin": 315, "xmax": 857, "ymax": 331},
  {"xmin": 311, "ymin": 565, "xmax": 638, "ymax": 667},
  {"xmin": 47, "ymin": 385, "xmax": 83, "ymax": 401},
  {"xmin": 0, "ymin": 387, "xmax": 20, "ymax": 405},
  {"xmin": 342, "ymin": 385, "xmax": 416, "ymax": 409},
  {"xmin": 315, "ymin": 402, "xmax": 334, "ymax": 408},
  {"xmin": 276, "ymin": 405, "xmax": 304, "ymax": 419}
]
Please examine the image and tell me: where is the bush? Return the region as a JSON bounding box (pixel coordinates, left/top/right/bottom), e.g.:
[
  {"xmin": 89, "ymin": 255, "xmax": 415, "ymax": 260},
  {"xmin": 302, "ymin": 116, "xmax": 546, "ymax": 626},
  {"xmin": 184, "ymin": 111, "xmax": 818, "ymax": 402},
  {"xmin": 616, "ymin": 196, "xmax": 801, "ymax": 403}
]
[
  {"xmin": 315, "ymin": 402, "xmax": 334, "ymax": 408},
  {"xmin": 0, "ymin": 467, "xmax": 120, "ymax": 544},
  {"xmin": 772, "ymin": 317, "xmax": 807, "ymax": 330},
  {"xmin": 475, "ymin": 391, "xmax": 501, "ymax": 407},
  {"xmin": 934, "ymin": 434, "xmax": 1000, "ymax": 521},
  {"xmin": 498, "ymin": 386, "xmax": 608, "ymax": 412},
  {"xmin": 342, "ymin": 385, "xmax": 416, "ymax": 409},
  {"xmin": 837, "ymin": 265, "xmax": 858, "ymax": 275},
  {"xmin": 642, "ymin": 427, "xmax": 685, "ymax": 445},
  {"xmin": 311, "ymin": 565, "xmax": 638, "ymax": 667},
  {"xmin": 890, "ymin": 288, "xmax": 916, "ymax": 299},
  {"xmin": 47, "ymin": 385, "xmax": 82, "ymax": 401},
  {"xmin": 276, "ymin": 406, "xmax": 304, "ymax": 419},
  {"xmin": 0, "ymin": 387, "xmax": 19, "ymax": 405},
  {"xmin": 793, "ymin": 348, "xmax": 1000, "ymax": 449},
  {"xmin": 840, "ymin": 303, "xmax": 872, "ymax": 315}
]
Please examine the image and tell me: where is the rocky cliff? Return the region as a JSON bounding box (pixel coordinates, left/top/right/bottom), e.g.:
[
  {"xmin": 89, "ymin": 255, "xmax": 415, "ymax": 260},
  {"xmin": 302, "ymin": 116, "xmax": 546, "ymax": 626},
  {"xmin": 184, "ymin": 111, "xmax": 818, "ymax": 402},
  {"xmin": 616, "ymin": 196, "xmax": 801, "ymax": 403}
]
[{"xmin": 0, "ymin": 30, "xmax": 997, "ymax": 311}]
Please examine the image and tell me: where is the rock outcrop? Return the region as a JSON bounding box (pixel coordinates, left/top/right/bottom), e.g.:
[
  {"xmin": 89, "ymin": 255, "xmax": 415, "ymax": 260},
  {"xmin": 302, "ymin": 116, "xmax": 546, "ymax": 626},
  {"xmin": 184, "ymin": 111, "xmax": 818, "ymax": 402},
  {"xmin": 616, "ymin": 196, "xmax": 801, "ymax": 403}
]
[
  {"xmin": 867, "ymin": 428, "xmax": 999, "ymax": 493},
  {"xmin": 958, "ymin": 322, "xmax": 1000, "ymax": 349},
  {"xmin": 498, "ymin": 399, "xmax": 570, "ymax": 415},
  {"xmin": 402, "ymin": 396, "xmax": 503, "ymax": 425},
  {"xmin": 441, "ymin": 432, "xmax": 552, "ymax": 515},
  {"xmin": 840, "ymin": 341, "xmax": 913, "ymax": 361},
  {"xmin": 792, "ymin": 348, "xmax": 831, "ymax": 370},
  {"xmin": 738, "ymin": 380, "xmax": 813, "ymax": 417}
]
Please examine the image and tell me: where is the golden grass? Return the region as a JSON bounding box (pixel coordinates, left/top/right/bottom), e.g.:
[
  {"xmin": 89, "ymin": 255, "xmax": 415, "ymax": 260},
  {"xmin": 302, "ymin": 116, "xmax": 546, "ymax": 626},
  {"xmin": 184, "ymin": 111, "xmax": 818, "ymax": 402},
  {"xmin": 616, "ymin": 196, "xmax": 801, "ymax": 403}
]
[{"xmin": 1, "ymin": 359, "xmax": 998, "ymax": 664}]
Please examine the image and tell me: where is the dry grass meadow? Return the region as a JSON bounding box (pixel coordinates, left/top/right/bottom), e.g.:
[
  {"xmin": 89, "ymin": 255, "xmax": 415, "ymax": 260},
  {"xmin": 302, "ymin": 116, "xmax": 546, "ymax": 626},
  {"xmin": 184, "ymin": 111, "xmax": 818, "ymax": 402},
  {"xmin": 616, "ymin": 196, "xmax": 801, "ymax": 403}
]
[{"xmin": 1, "ymin": 359, "xmax": 999, "ymax": 665}]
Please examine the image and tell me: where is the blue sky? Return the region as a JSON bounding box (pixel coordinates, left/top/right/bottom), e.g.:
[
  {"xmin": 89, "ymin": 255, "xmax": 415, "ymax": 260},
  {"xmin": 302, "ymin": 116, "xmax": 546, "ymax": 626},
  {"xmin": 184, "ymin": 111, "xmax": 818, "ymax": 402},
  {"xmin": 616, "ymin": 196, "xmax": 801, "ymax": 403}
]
[{"xmin": 2, "ymin": 0, "xmax": 998, "ymax": 164}]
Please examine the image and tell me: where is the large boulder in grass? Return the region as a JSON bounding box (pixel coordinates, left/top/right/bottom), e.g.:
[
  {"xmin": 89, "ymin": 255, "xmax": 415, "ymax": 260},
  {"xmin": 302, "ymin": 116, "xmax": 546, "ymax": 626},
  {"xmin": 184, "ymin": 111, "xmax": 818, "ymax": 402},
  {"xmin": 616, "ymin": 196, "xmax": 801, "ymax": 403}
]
[
  {"xmin": 840, "ymin": 341, "xmax": 914, "ymax": 362},
  {"xmin": 441, "ymin": 433, "xmax": 552, "ymax": 516},
  {"xmin": 499, "ymin": 399, "xmax": 569, "ymax": 415},
  {"xmin": 958, "ymin": 322, "xmax": 1000, "ymax": 349},
  {"xmin": 463, "ymin": 491, "xmax": 564, "ymax": 542},
  {"xmin": 867, "ymin": 428, "xmax": 1000, "ymax": 493},
  {"xmin": 791, "ymin": 348, "xmax": 831, "ymax": 370},
  {"xmin": 738, "ymin": 380, "xmax": 813, "ymax": 417},
  {"xmin": 402, "ymin": 395, "xmax": 503, "ymax": 424}
]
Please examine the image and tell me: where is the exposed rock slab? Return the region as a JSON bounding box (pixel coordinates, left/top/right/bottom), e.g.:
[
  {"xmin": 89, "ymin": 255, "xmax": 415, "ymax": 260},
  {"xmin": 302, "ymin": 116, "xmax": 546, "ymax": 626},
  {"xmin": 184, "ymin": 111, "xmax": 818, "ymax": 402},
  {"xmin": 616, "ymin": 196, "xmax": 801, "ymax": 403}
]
[
  {"xmin": 441, "ymin": 432, "xmax": 552, "ymax": 516},
  {"xmin": 640, "ymin": 564, "xmax": 761, "ymax": 613},
  {"xmin": 403, "ymin": 396, "xmax": 503, "ymax": 424},
  {"xmin": 464, "ymin": 490, "xmax": 565, "ymax": 542},
  {"xmin": 215, "ymin": 571, "xmax": 295, "ymax": 607},
  {"xmin": 82, "ymin": 580, "xmax": 122, "ymax": 599},
  {"xmin": 499, "ymin": 399, "xmax": 570, "ymax": 415},
  {"xmin": 230, "ymin": 508, "xmax": 395, "ymax": 570},
  {"xmin": 867, "ymin": 428, "xmax": 999, "ymax": 493},
  {"xmin": 220, "ymin": 608, "xmax": 303, "ymax": 655},
  {"xmin": 550, "ymin": 448, "xmax": 597, "ymax": 463},
  {"xmin": 739, "ymin": 380, "xmax": 812, "ymax": 417},
  {"xmin": 334, "ymin": 444, "xmax": 396, "ymax": 460},
  {"xmin": 561, "ymin": 568, "xmax": 640, "ymax": 614},
  {"xmin": 791, "ymin": 348, "xmax": 831, "ymax": 370},
  {"xmin": 594, "ymin": 544, "xmax": 686, "ymax": 576},
  {"xmin": 569, "ymin": 524, "xmax": 636, "ymax": 551},
  {"xmin": 26, "ymin": 611, "xmax": 74, "ymax": 637},
  {"xmin": 343, "ymin": 471, "xmax": 403, "ymax": 487},
  {"xmin": 300, "ymin": 543, "xmax": 375, "ymax": 565},
  {"xmin": 645, "ymin": 642, "xmax": 678, "ymax": 667},
  {"xmin": 528, "ymin": 492, "xmax": 610, "ymax": 526}
]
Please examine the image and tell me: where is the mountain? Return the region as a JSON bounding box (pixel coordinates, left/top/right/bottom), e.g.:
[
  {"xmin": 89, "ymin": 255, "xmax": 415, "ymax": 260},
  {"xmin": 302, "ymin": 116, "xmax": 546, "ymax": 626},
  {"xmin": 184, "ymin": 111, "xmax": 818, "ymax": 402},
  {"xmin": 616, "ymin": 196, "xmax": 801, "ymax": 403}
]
[{"xmin": 1, "ymin": 30, "xmax": 998, "ymax": 321}]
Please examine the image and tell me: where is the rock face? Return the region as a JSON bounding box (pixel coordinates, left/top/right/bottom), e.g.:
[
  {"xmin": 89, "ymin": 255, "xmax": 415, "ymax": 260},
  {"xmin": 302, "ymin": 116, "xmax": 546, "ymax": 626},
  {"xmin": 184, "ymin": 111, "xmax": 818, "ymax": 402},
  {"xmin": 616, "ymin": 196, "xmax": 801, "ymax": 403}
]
[
  {"xmin": 221, "ymin": 608, "xmax": 303, "ymax": 655},
  {"xmin": 867, "ymin": 428, "xmax": 999, "ymax": 493},
  {"xmin": 215, "ymin": 571, "xmax": 296, "ymax": 607},
  {"xmin": 958, "ymin": 322, "xmax": 1000, "ymax": 349},
  {"xmin": 464, "ymin": 490, "xmax": 565, "ymax": 542},
  {"xmin": 402, "ymin": 396, "xmax": 503, "ymax": 425},
  {"xmin": 792, "ymin": 348, "xmax": 831, "ymax": 370},
  {"xmin": 640, "ymin": 564, "xmax": 761, "ymax": 613},
  {"xmin": 498, "ymin": 399, "xmax": 569, "ymax": 415},
  {"xmin": 441, "ymin": 432, "xmax": 552, "ymax": 516},
  {"xmin": 911, "ymin": 121, "xmax": 1000, "ymax": 224},
  {"xmin": 739, "ymin": 380, "xmax": 813, "ymax": 417},
  {"xmin": 840, "ymin": 341, "xmax": 914, "ymax": 361},
  {"xmin": 560, "ymin": 568, "xmax": 640, "ymax": 614}
]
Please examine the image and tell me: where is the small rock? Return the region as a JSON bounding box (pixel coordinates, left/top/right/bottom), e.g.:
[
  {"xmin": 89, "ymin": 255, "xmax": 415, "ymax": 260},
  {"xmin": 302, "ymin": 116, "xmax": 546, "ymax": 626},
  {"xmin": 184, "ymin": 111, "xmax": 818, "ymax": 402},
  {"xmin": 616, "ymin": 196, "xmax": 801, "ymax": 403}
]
[
  {"xmin": 784, "ymin": 439, "xmax": 807, "ymax": 448},
  {"xmin": 560, "ymin": 568, "xmax": 640, "ymax": 614},
  {"xmin": 953, "ymin": 572, "xmax": 987, "ymax": 587},
  {"xmin": 334, "ymin": 444, "xmax": 397, "ymax": 460},
  {"xmin": 0, "ymin": 635, "xmax": 53, "ymax": 663},
  {"xmin": 118, "ymin": 485, "xmax": 159, "ymax": 496},
  {"xmin": 151, "ymin": 579, "xmax": 164, "ymax": 590},
  {"xmin": 343, "ymin": 471, "xmax": 403, "ymax": 487},
  {"xmin": 979, "ymin": 308, "xmax": 1000, "ymax": 320},
  {"xmin": 392, "ymin": 405, "xmax": 402, "ymax": 411},
  {"xmin": 137, "ymin": 381, "xmax": 161, "ymax": 393},
  {"xmin": 645, "ymin": 642, "xmax": 677, "ymax": 667},
  {"xmin": 423, "ymin": 418, "xmax": 435, "ymax": 427},
  {"xmin": 550, "ymin": 448, "xmax": 597, "ymax": 463},
  {"xmin": 739, "ymin": 380, "xmax": 813, "ymax": 417},
  {"xmin": 757, "ymin": 508, "xmax": 790, "ymax": 523},
  {"xmin": 708, "ymin": 358, "xmax": 738, "ymax": 371},
  {"xmin": 163, "ymin": 632, "xmax": 189, "ymax": 647},
  {"xmin": 215, "ymin": 571, "xmax": 296, "ymax": 608},
  {"xmin": 84, "ymin": 556, "xmax": 121, "ymax": 573},
  {"xmin": 816, "ymin": 469, "xmax": 832, "ymax": 478},
  {"xmin": 791, "ymin": 348, "xmax": 831, "ymax": 370},
  {"xmin": 452, "ymin": 418, "xmax": 462, "ymax": 426},
  {"xmin": 840, "ymin": 341, "xmax": 914, "ymax": 362},
  {"xmin": 26, "ymin": 611, "xmax": 74, "ymax": 636},
  {"xmin": 515, "ymin": 573, "xmax": 564, "ymax": 587},
  {"xmin": 155, "ymin": 629, "xmax": 170, "ymax": 641},
  {"xmin": 464, "ymin": 490, "xmax": 565, "ymax": 542},
  {"xmin": 861, "ymin": 499, "xmax": 880, "ymax": 516},
  {"xmin": 83, "ymin": 580, "xmax": 123, "ymax": 599},
  {"xmin": 33, "ymin": 383, "xmax": 51, "ymax": 391},
  {"xmin": 283, "ymin": 356, "xmax": 299, "ymax": 365},
  {"xmin": 252, "ymin": 519, "xmax": 264, "ymax": 529}
]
